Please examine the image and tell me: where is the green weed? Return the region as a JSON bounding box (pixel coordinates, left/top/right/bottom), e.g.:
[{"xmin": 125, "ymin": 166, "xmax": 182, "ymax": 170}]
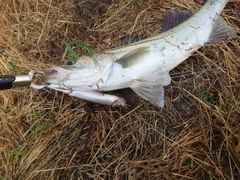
[
  {"xmin": 150, "ymin": 129, "xmax": 155, "ymax": 135},
  {"xmin": 208, "ymin": 171, "xmax": 213, "ymax": 180},
  {"xmin": 28, "ymin": 123, "xmax": 48, "ymax": 138},
  {"xmin": 8, "ymin": 61, "xmax": 17, "ymax": 74},
  {"xmin": 31, "ymin": 109, "xmax": 46, "ymax": 118},
  {"xmin": 62, "ymin": 40, "xmax": 94, "ymax": 61},
  {"xmin": 127, "ymin": 0, "xmax": 143, "ymax": 5},
  {"xmin": 82, "ymin": 166, "xmax": 89, "ymax": 171},
  {"xmin": 56, "ymin": 170, "xmax": 63, "ymax": 180},
  {"xmin": 134, "ymin": 115, "xmax": 141, "ymax": 121},
  {"xmin": 202, "ymin": 91, "xmax": 219, "ymax": 106},
  {"xmin": 8, "ymin": 149, "xmax": 26, "ymax": 161},
  {"xmin": 75, "ymin": 127, "xmax": 80, "ymax": 133},
  {"xmin": 138, "ymin": 0, "xmax": 143, "ymax": 6},
  {"xmin": 141, "ymin": 11, "xmax": 147, "ymax": 21}
]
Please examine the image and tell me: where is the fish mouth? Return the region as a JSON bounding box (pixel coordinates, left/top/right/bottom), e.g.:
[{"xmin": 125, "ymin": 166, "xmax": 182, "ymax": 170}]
[
  {"xmin": 44, "ymin": 66, "xmax": 73, "ymax": 84},
  {"xmin": 28, "ymin": 66, "xmax": 72, "ymax": 89},
  {"xmin": 29, "ymin": 67, "xmax": 74, "ymax": 90},
  {"xmin": 44, "ymin": 69, "xmax": 61, "ymax": 83},
  {"xmin": 28, "ymin": 70, "xmax": 49, "ymax": 89},
  {"xmin": 46, "ymin": 69, "xmax": 59, "ymax": 75}
]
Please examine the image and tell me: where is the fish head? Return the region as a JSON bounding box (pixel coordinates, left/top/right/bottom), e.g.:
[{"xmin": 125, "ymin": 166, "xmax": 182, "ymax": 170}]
[
  {"xmin": 41, "ymin": 61, "xmax": 106, "ymax": 93},
  {"xmin": 44, "ymin": 55, "xmax": 101, "ymax": 85},
  {"xmin": 42, "ymin": 54, "xmax": 114, "ymax": 90}
]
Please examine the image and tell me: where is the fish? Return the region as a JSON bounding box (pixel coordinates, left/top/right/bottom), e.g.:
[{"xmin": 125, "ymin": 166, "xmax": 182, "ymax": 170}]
[{"xmin": 31, "ymin": 0, "xmax": 236, "ymax": 107}]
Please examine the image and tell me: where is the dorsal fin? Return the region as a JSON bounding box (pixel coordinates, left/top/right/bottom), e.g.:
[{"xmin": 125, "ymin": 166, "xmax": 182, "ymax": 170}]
[{"xmin": 161, "ymin": 10, "xmax": 192, "ymax": 32}]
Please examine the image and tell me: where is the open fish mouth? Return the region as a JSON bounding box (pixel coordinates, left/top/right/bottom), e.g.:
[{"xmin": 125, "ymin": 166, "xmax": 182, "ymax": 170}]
[
  {"xmin": 28, "ymin": 69, "xmax": 67, "ymax": 89},
  {"xmin": 28, "ymin": 70, "xmax": 48, "ymax": 89},
  {"xmin": 44, "ymin": 66, "xmax": 74, "ymax": 83},
  {"xmin": 29, "ymin": 68, "xmax": 75, "ymax": 91},
  {"xmin": 46, "ymin": 69, "xmax": 58, "ymax": 75}
]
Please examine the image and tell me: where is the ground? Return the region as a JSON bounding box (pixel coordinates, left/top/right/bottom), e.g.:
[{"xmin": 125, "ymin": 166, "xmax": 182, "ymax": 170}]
[{"xmin": 0, "ymin": 0, "xmax": 239, "ymax": 179}]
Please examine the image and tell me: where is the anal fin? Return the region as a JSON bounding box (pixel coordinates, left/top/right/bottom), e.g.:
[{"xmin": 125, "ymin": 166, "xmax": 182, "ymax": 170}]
[
  {"xmin": 131, "ymin": 71, "xmax": 171, "ymax": 107},
  {"xmin": 132, "ymin": 84, "xmax": 165, "ymax": 107}
]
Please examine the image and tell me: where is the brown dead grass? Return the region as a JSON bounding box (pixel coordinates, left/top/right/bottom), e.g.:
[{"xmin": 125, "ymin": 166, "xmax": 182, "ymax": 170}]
[{"xmin": 0, "ymin": 0, "xmax": 239, "ymax": 179}]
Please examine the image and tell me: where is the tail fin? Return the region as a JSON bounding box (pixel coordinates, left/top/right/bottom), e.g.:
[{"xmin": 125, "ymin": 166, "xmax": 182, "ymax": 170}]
[{"xmin": 207, "ymin": 16, "xmax": 236, "ymax": 44}]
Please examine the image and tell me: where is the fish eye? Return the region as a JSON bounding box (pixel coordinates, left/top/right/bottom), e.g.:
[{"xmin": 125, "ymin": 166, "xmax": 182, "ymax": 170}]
[{"xmin": 66, "ymin": 60, "xmax": 74, "ymax": 65}]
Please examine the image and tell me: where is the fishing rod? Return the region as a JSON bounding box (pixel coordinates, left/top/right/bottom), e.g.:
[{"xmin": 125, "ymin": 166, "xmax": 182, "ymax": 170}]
[{"xmin": 0, "ymin": 75, "xmax": 32, "ymax": 90}]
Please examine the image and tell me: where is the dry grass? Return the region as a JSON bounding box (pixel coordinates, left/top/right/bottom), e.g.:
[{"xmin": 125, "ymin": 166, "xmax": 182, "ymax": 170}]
[{"xmin": 0, "ymin": 0, "xmax": 239, "ymax": 179}]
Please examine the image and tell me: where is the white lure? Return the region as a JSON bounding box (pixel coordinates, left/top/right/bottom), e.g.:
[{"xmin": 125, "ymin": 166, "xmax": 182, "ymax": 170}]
[{"xmin": 31, "ymin": 0, "xmax": 235, "ymax": 107}]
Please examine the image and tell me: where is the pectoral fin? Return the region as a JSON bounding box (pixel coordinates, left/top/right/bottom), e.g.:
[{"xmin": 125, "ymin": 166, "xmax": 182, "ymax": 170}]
[
  {"xmin": 116, "ymin": 47, "xmax": 149, "ymax": 68},
  {"xmin": 131, "ymin": 71, "xmax": 171, "ymax": 107}
]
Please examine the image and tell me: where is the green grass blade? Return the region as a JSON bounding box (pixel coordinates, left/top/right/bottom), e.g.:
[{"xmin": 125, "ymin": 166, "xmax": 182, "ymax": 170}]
[
  {"xmin": 63, "ymin": 41, "xmax": 79, "ymax": 60},
  {"xmin": 68, "ymin": 40, "xmax": 94, "ymax": 55}
]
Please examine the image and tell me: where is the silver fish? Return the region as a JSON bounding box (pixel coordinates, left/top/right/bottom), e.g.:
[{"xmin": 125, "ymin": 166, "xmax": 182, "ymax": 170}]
[{"xmin": 31, "ymin": 0, "xmax": 235, "ymax": 107}]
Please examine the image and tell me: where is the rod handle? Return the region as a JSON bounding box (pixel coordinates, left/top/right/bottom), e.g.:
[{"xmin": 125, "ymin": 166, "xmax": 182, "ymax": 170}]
[
  {"xmin": 0, "ymin": 75, "xmax": 31, "ymax": 90},
  {"xmin": 0, "ymin": 75, "xmax": 16, "ymax": 90}
]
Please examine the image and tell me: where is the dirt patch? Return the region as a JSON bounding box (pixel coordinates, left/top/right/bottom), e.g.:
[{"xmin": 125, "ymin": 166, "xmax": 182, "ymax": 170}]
[{"xmin": 74, "ymin": 0, "xmax": 112, "ymax": 28}]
